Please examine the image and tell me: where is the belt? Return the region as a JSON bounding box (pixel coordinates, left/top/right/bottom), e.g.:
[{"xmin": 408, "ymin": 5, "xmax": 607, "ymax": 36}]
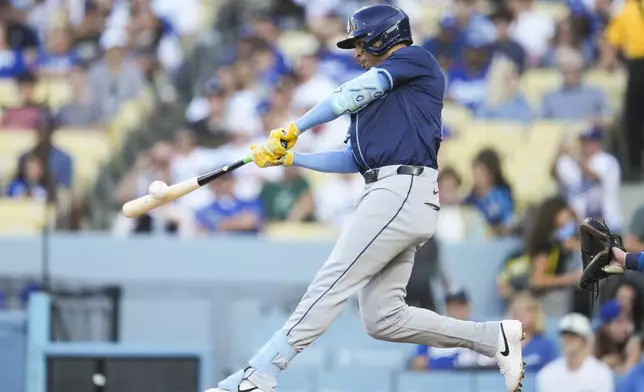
[{"xmin": 362, "ymin": 165, "xmax": 425, "ymax": 184}]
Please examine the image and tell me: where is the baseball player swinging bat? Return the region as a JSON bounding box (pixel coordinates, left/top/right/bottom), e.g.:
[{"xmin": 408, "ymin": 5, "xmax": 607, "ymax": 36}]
[
  {"xmin": 206, "ymin": 5, "xmax": 526, "ymax": 392},
  {"xmin": 122, "ymin": 141, "xmax": 288, "ymax": 218}
]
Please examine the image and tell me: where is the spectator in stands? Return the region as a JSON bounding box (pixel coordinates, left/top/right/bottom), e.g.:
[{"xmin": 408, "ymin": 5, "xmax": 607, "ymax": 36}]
[
  {"xmin": 524, "ymin": 197, "xmax": 582, "ymax": 316},
  {"xmin": 6, "ymin": 151, "xmax": 53, "ymax": 202},
  {"xmin": 626, "ymin": 205, "xmax": 644, "ymax": 252},
  {"xmin": 507, "ymin": 292, "xmax": 558, "ymax": 372},
  {"xmin": 259, "ymin": 166, "xmax": 314, "ymax": 223},
  {"xmin": 540, "ymin": 48, "xmax": 611, "ymax": 127},
  {"xmin": 594, "ymin": 299, "xmax": 640, "ymax": 374},
  {"xmin": 439, "ymin": 0, "xmax": 495, "ymax": 48},
  {"xmin": 169, "ymin": 128, "xmax": 216, "ymax": 212},
  {"xmin": 490, "ymin": 8, "xmax": 526, "ymax": 72},
  {"xmin": 36, "ymin": 26, "xmax": 79, "ymax": 77},
  {"xmin": 0, "ymin": 71, "xmax": 42, "ymax": 129},
  {"xmin": 422, "ymin": 19, "xmax": 465, "ymax": 71},
  {"xmin": 313, "ymin": 174, "xmax": 362, "ymax": 230},
  {"xmin": 611, "ymin": 280, "xmax": 644, "ymax": 333},
  {"xmin": 552, "ymin": 127, "xmax": 622, "ymax": 232},
  {"xmin": 55, "ymin": 65, "xmax": 103, "ymax": 128},
  {"xmin": 464, "ymin": 148, "xmax": 514, "ymax": 236},
  {"xmin": 507, "ymin": 0, "xmax": 555, "ymax": 66},
  {"xmin": 88, "ymin": 28, "xmax": 145, "ymax": 123},
  {"xmin": 195, "ymin": 172, "xmax": 263, "ymax": 235},
  {"xmin": 222, "ymin": 59, "xmax": 263, "ymax": 138},
  {"xmin": 411, "ymin": 288, "xmax": 484, "ymax": 370},
  {"xmin": 446, "ymin": 41, "xmax": 489, "ymax": 110},
  {"xmin": 542, "ymin": 18, "xmax": 594, "ymax": 68},
  {"xmin": 0, "ymin": 23, "xmax": 27, "ymax": 78},
  {"xmin": 475, "ymin": 56, "xmax": 532, "ymax": 123},
  {"xmin": 618, "ymin": 336, "xmax": 644, "ymax": 392},
  {"xmin": 536, "ymin": 313, "xmax": 614, "ymax": 392},
  {"xmin": 259, "ymin": 79, "xmax": 297, "ymax": 133},
  {"xmin": 70, "ymin": 1, "xmax": 105, "ymax": 64},
  {"xmin": 0, "ymin": 0, "xmax": 39, "ymax": 54},
  {"xmin": 602, "ymin": 0, "xmax": 644, "ymax": 181},
  {"xmin": 435, "ymin": 166, "xmax": 468, "ymax": 243},
  {"xmin": 187, "ymin": 77, "xmax": 231, "ymax": 147}
]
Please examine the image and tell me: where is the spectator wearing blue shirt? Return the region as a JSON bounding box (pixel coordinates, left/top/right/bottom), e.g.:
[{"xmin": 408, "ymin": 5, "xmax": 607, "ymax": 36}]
[
  {"xmin": 464, "ymin": 148, "xmax": 515, "ymax": 236},
  {"xmin": 446, "ymin": 42, "xmax": 490, "ymax": 110},
  {"xmin": 411, "ymin": 289, "xmax": 485, "ymax": 370},
  {"xmin": 441, "ymin": 0, "xmax": 496, "ymax": 48},
  {"xmin": 476, "ymin": 56, "xmax": 532, "ymax": 123},
  {"xmin": 422, "ymin": 20, "xmax": 466, "ymax": 71},
  {"xmin": 507, "ymin": 292, "xmax": 559, "ymax": 372},
  {"xmin": 0, "ymin": 26, "xmax": 27, "ymax": 78},
  {"xmin": 195, "ymin": 173, "xmax": 263, "ymax": 235},
  {"xmin": 36, "ymin": 27, "xmax": 79, "ymax": 76},
  {"xmin": 6, "ymin": 151, "xmax": 52, "ymax": 202},
  {"xmin": 490, "ymin": 9, "xmax": 526, "ymax": 73},
  {"xmin": 618, "ymin": 337, "xmax": 644, "ymax": 392}
]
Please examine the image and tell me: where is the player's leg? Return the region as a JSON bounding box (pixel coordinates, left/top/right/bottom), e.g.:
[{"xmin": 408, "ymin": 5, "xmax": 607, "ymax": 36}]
[
  {"xmin": 211, "ymin": 175, "xmax": 423, "ymax": 392},
  {"xmin": 358, "ymin": 246, "xmax": 526, "ymax": 392}
]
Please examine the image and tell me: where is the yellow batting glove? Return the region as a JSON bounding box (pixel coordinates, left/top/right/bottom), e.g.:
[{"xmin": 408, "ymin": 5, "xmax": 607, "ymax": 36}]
[
  {"xmin": 277, "ymin": 151, "xmax": 294, "ymax": 166},
  {"xmin": 250, "ymin": 144, "xmax": 284, "ymax": 168},
  {"xmin": 268, "ymin": 123, "xmax": 301, "ymax": 151}
]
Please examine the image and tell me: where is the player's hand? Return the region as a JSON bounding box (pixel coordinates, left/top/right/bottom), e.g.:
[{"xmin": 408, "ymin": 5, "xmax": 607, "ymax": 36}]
[
  {"xmin": 268, "ymin": 123, "xmax": 301, "ymax": 151},
  {"xmin": 250, "ymin": 143, "xmax": 293, "ymax": 167}
]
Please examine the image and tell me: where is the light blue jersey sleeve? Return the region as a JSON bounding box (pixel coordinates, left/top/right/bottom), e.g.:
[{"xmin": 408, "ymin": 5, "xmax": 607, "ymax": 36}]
[
  {"xmin": 292, "ymin": 144, "xmax": 359, "ymax": 173},
  {"xmin": 294, "ymin": 70, "xmax": 392, "ymax": 132}
]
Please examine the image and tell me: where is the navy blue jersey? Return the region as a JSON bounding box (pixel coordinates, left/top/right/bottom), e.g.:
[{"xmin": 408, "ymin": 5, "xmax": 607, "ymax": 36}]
[{"xmin": 346, "ymin": 45, "xmax": 445, "ymax": 172}]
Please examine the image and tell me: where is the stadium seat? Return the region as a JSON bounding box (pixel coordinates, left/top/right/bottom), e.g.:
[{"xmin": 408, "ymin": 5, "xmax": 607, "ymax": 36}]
[
  {"xmin": 473, "ymin": 371, "xmax": 509, "ymax": 392},
  {"xmin": 442, "ymin": 103, "xmax": 474, "ymax": 133},
  {"xmin": 396, "ymin": 372, "xmax": 473, "ymax": 392},
  {"xmin": 277, "ymin": 31, "xmax": 319, "ymax": 64},
  {"xmin": 53, "ymin": 130, "xmax": 111, "ymax": 192},
  {"xmin": 0, "ymin": 130, "xmax": 37, "ymax": 183},
  {"xmin": 317, "ymin": 369, "xmax": 391, "ymax": 392},
  {"xmin": 586, "ymin": 68, "xmax": 627, "ymax": 111},
  {"xmin": 276, "ymin": 368, "xmax": 315, "ymax": 392},
  {"xmin": 533, "ymin": 1, "xmax": 570, "ymax": 21},
  {"xmin": 265, "ymin": 222, "xmax": 339, "ymax": 240},
  {"xmin": 0, "ymin": 80, "xmax": 20, "ymax": 107},
  {"xmin": 0, "ymin": 199, "xmax": 53, "ymax": 235},
  {"xmin": 35, "ymin": 79, "xmax": 73, "ymax": 110},
  {"xmin": 520, "ymin": 70, "xmax": 559, "ymax": 110}
]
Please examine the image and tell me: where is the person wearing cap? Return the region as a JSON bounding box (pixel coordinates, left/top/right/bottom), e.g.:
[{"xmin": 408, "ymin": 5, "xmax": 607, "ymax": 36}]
[
  {"xmin": 411, "ymin": 288, "xmax": 485, "ymax": 371},
  {"xmin": 194, "ymin": 171, "xmax": 264, "ymax": 235},
  {"xmin": 536, "ymin": 313, "xmax": 614, "ymax": 392},
  {"xmin": 87, "ymin": 28, "xmax": 145, "ymax": 122},
  {"xmin": 594, "ymin": 300, "xmax": 639, "ymax": 373},
  {"xmin": 552, "ymin": 126, "xmax": 622, "ymax": 232},
  {"xmin": 625, "ymin": 205, "xmax": 644, "ymax": 252}
]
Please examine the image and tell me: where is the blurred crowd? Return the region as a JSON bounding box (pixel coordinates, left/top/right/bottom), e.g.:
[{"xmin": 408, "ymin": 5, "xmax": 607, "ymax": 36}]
[{"xmin": 0, "ymin": 0, "xmax": 195, "ymax": 228}]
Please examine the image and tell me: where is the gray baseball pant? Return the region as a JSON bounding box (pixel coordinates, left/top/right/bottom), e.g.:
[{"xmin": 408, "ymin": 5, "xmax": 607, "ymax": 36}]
[{"xmin": 281, "ymin": 166, "xmax": 499, "ymax": 358}]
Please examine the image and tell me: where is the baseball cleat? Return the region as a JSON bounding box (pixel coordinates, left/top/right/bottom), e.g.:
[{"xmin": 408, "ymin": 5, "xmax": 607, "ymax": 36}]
[
  {"xmin": 205, "ymin": 379, "xmax": 265, "ymax": 392},
  {"xmin": 495, "ymin": 320, "xmax": 526, "ymax": 392}
]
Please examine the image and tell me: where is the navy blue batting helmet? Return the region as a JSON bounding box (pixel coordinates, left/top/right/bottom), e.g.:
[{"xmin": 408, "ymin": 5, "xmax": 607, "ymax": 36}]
[{"xmin": 337, "ymin": 4, "xmax": 413, "ymax": 56}]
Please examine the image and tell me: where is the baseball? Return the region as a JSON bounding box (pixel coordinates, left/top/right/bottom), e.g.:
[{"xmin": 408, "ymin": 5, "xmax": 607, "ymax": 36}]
[{"xmin": 148, "ymin": 180, "xmax": 168, "ymax": 200}]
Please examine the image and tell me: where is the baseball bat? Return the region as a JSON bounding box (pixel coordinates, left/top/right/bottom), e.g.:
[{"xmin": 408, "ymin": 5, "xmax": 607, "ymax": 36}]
[{"xmin": 122, "ymin": 155, "xmax": 253, "ymax": 218}]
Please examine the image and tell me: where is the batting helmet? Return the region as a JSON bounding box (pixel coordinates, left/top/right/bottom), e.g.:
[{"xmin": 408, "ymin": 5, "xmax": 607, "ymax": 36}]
[{"xmin": 336, "ymin": 4, "xmax": 413, "ymax": 56}]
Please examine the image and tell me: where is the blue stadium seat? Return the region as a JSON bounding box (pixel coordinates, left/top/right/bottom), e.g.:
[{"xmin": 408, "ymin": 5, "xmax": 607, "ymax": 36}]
[
  {"xmin": 317, "ymin": 369, "xmax": 391, "ymax": 392},
  {"xmin": 396, "ymin": 372, "xmax": 473, "ymax": 392},
  {"xmin": 276, "ymin": 368, "xmax": 315, "ymax": 392}
]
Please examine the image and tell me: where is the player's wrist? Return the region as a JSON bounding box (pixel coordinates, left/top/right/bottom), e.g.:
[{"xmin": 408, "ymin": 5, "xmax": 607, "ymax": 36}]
[
  {"xmin": 283, "ymin": 151, "xmax": 294, "ymax": 166},
  {"xmin": 625, "ymin": 252, "xmax": 643, "ymax": 271},
  {"xmin": 288, "ymin": 122, "xmax": 301, "ymax": 138}
]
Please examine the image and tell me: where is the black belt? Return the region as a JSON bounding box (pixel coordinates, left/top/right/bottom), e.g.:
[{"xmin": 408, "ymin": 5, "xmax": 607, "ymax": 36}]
[{"xmin": 362, "ymin": 165, "xmax": 425, "ymax": 184}]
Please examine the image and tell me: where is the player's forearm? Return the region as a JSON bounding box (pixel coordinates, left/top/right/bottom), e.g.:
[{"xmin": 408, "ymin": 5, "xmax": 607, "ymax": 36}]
[
  {"xmin": 625, "ymin": 252, "xmax": 644, "ymax": 272},
  {"xmin": 292, "ymin": 147, "xmax": 360, "ymax": 173},
  {"xmin": 293, "ymin": 69, "xmax": 391, "ymax": 132}
]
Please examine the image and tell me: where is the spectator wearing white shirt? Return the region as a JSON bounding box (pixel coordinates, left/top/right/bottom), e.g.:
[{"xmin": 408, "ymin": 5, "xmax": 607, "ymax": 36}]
[
  {"xmin": 313, "ymin": 174, "xmax": 363, "ymax": 230},
  {"xmin": 507, "ymin": 0, "xmax": 555, "ymax": 66},
  {"xmin": 536, "ymin": 313, "xmax": 614, "ymax": 392},
  {"xmin": 553, "ymin": 127, "xmax": 622, "ymax": 232},
  {"xmin": 291, "ymin": 53, "xmax": 348, "ymax": 153}
]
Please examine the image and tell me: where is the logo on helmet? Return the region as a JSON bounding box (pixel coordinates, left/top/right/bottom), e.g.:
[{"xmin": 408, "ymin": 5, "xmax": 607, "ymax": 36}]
[{"xmin": 347, "ymin": 18, "xmax": 356, "ymax": 34}]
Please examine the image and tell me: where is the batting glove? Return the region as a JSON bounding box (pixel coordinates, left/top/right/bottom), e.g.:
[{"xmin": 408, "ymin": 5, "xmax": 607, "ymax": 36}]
[
  {"xmin": 250, "ymin": 143, "xmax": 285, "ymax": 168},
  {"xmin": 268, "ymin": 123, "xmax": 301, "ymax": 151}
]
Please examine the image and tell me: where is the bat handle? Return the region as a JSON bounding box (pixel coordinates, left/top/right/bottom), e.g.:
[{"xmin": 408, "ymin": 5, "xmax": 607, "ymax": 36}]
[{"xmin": 280, "ymin": 140, "xmax": 288, "ymax": 149}]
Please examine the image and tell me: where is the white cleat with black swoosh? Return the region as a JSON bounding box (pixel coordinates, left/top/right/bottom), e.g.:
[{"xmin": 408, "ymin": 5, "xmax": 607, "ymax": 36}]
[{"xmin": 495, "ymin": 320, "xmax": 526, "ymax": 392}]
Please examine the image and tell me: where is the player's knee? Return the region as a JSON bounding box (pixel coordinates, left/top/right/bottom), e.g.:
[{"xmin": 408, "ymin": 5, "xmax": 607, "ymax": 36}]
[{"xmin": 361, "ymin": 302, "xmax": 409, "ymax": 341}]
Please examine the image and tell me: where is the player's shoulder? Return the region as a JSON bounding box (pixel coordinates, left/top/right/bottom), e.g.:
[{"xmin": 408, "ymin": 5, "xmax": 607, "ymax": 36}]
[{"xmin": 389, "ymin": 45, "xmax": 435, "ymax": 63}]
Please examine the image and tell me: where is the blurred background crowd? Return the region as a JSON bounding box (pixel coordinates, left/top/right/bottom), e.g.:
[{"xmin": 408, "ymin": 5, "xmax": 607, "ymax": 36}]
[{"xmin": 1, "ymin": 0, "xmax": 644, "ymax": 391}]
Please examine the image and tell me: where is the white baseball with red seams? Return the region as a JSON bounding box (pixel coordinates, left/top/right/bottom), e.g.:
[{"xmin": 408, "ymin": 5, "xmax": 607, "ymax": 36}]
[{"xmin": 148, "ymin": 181, "xmax": 169, "ymax": 200}]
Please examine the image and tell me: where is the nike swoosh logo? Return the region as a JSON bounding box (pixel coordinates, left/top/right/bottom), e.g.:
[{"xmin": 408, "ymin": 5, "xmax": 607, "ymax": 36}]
[
  {"xmin": 239, "ymin": 388, "xmax": 257, "ymax": 392},
  {"xmin": 500, "ymin": 323, "xmax": 510, "ymax": 357},
  {"xmin": 433, "ymin": 189, "xmax": 439, "ymax": 195}
]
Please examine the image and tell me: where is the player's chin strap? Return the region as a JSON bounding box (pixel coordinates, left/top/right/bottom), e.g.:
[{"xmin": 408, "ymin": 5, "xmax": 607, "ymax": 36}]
[{"xmin": 249, "ymin": 331, "xmax": 299, "ymax": 378}]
